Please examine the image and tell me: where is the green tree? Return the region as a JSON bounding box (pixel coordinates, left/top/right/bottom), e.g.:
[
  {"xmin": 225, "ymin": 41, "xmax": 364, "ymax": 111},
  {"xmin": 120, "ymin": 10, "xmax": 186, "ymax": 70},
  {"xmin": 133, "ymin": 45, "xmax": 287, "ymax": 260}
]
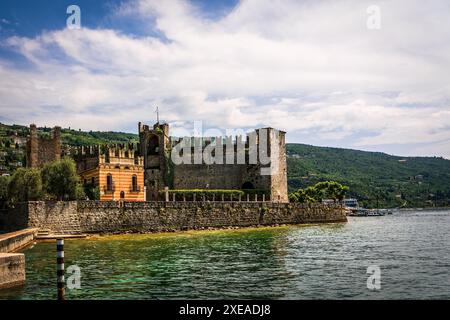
[
  {"xmin": 8, "ymin": 168, "xmax": 43, "ymax": 203},
  {"xmin": 84, "ymin": 183, "xmax": 100, "ymax": 200},
  {"xmin": 315, "ymin": 181, "xmax": 349, "ymax": 202},
  {"xmin": 289, "ymin": 181, "xmax": 348, "ymax": 203},
  {"xmin": 0, "ymin": 175, "xmax": 10, "ymax": 207},
  {"xmin": 41, "ymin": 157, "xmax": 85, "ymax": 200}
]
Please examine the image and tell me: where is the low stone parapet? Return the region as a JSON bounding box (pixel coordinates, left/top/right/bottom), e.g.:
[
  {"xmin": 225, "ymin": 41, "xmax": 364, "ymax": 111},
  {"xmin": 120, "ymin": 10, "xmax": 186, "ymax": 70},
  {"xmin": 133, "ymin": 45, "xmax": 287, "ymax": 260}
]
[
  {"xmin": 1, "ymin": 201, "xmax": 347, "ymax": 235},
  {"xmin": 0, "ymin": 228, "xmax": 38, "ymax": 253}
]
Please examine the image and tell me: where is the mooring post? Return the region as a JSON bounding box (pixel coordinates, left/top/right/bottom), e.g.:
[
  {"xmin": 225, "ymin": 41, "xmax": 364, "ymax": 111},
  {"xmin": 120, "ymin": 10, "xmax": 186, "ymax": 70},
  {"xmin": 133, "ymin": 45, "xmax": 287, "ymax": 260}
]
[
  {"xmin": 262, "ymin": 194, "xmax": 265, "ymax": 202},
  {"xmin": 173, "ymin": 193, "xmax": 176, "ymax": 202},
  {"xmin": 239, "ymin": 194, "xmax": 241, "ymax": 202},
  {"xmin": 56, "ymin": 238, "xmax": 65, "ymax": 300},
  {"xmin": 247, "ymin": 194, "xmax": 250, "ymax": 202},
  {"xmin": 164, "ymin": 187, "xmax": 169, "ymax": 202},
  {"xmin": 221, "ymin": 194, "xmax": 224, "ymax": 202},
  {"xmin": 255, "ymin": 194, "xmax": 258, "ymax": 202}
]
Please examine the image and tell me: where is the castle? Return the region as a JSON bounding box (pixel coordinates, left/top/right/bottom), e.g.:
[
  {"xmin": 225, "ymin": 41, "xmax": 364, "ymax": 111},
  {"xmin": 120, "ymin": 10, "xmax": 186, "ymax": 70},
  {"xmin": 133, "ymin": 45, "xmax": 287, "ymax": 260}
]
[
  {"xmin": 138, "ymin": 122, "xmax": 288, "ymax": 202},
  {"xmin": 26, "ymin": 121, "xmax": 288, "ymax": 202}
]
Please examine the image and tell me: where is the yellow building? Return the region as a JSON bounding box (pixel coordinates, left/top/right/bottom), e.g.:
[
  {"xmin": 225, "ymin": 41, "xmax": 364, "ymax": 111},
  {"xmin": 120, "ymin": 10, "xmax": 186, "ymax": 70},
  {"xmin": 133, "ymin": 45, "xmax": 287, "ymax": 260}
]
[{"xmin": 75, "ymin": 145, "xmax": 145, "ymax": 201}]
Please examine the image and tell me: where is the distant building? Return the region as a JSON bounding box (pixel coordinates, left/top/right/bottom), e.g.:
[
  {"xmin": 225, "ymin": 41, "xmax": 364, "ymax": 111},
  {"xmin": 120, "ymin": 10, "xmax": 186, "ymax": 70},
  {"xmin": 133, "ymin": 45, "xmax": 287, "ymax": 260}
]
[
  {"xmin": 343, "ymin": 198, "xmax": 359, "ymax": 208},
  {"xmin": 73, "ymin": 145, "xmax": 145, "ymax": 201},
  {"xmin": 11, "ymin": 135, "xmax": 27, "ymax": 147},
  {"xmin": 322, "ymin": 198, "xmax": 358, "ymax": 207}
]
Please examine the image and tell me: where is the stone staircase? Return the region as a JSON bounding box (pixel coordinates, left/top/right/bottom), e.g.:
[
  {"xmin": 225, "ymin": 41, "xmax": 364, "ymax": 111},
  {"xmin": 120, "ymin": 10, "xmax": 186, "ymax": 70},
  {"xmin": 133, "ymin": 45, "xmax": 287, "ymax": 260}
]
[
  {"xmin": 35, "ymin": 228, "xmax": 87, "ymax": 240},
  {"xmin": 36, "ymin": 228, "xmax": 52, "ymax": 238}
]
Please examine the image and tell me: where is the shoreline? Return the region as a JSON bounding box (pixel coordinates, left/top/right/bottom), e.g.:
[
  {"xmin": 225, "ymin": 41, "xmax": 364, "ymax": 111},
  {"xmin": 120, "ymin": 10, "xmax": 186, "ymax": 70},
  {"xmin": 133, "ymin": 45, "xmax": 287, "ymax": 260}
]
[
  {"xmin": 32, "ymin": 221, "xmax": 347, "ymax": 243},
  {"xmin": 398, "ymin": 207, "xmax": 450, "ymax": 211}
]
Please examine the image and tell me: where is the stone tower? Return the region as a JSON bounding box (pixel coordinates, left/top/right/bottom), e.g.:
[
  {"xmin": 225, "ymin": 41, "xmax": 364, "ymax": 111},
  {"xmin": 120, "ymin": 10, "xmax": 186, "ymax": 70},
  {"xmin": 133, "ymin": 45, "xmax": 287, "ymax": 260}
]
[
  {"xmin": 26, "ymin": 124, "xmax": 61, "ymax": 168},
  {"xmin": 138, "ymin": 122, "xmax": 170, "ymax": 200}
]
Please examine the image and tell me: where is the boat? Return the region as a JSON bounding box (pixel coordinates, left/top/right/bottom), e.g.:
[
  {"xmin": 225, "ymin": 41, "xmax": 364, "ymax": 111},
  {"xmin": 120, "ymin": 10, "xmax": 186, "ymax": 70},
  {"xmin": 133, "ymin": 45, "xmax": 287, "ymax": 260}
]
[
  {"xmin": 348, "ymin": 207, "xmax": 369, "ymax": 216},
  {"xmin": 366, "ymin": 209, "xmax": 385, "ymax": 216}
]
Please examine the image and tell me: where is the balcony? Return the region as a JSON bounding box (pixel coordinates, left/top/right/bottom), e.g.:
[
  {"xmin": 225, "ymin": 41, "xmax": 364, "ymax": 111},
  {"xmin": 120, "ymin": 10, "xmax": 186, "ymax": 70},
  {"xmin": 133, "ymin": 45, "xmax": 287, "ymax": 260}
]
[
  {"xmin": 130, "ymin": 185, "xmax": 141, "ymax": 193},
  {"xmin": 104, "ymin": 184, "xmax": 116, "ymax": 194}
]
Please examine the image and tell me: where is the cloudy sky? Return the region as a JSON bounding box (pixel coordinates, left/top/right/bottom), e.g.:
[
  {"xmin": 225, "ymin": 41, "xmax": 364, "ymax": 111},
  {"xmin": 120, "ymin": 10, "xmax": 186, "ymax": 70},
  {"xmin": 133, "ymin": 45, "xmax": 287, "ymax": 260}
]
[{"xmin": 0, "ymin": 0, "xmax": 450, "ymax": 158}]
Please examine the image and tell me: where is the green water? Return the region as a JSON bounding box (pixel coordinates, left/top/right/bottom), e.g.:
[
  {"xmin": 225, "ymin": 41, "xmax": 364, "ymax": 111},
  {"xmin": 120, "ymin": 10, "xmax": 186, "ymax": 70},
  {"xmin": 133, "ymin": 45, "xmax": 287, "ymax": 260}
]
[{"xmin": 1, "ymin": 210, "xmax": 450, "ymax": 299}]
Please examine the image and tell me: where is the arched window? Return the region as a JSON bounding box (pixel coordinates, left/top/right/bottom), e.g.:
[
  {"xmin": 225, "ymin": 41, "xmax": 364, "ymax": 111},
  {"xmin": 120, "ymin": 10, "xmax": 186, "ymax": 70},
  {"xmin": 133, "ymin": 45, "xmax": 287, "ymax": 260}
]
[
  {"xmin": 132, "ymin": 175, "xmax": 138, "ymax": 192},
  {"xmin": 106, "ymin": 174, "xmax": 113, "ymax": 191}
]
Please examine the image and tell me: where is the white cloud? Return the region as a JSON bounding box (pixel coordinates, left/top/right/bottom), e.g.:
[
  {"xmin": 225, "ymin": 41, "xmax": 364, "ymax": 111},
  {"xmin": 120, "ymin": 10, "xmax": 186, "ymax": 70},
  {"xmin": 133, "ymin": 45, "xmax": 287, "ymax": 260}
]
[{"xmin": 1, "ymin": 0, "xmax": 450, "ymax": 158}]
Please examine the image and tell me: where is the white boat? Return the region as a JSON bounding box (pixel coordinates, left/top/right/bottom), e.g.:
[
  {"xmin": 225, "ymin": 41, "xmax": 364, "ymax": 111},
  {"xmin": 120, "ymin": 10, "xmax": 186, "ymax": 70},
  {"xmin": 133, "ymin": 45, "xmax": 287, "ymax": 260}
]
[{"xmin": 366, "ymin": 209, "xmax": 385, "ymax": 216}]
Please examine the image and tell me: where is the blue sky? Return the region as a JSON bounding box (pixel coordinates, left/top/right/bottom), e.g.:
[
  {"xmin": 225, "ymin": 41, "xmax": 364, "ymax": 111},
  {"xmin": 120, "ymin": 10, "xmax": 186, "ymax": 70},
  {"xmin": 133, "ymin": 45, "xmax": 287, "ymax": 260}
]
[{"xmin": 1, "ymin": 0, "xmax": 450, "ymax": 158}]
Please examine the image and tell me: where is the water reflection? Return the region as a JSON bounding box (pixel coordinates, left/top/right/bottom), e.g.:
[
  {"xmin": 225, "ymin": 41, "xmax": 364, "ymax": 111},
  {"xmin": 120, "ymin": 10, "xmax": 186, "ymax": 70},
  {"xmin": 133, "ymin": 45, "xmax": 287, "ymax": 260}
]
[{"xmin": 1, "ymin": 211, "xmax": 449, "ymax": 299}]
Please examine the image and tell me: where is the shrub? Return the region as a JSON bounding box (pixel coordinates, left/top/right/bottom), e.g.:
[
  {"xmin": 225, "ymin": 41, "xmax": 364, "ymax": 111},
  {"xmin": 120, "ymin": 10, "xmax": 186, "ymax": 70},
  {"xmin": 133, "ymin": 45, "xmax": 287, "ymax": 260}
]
[
  {"xmin": 84, "ymin": 183, "xmax": 100, "ymax": 200},
  {"xmin": 0, "ymin": 175, "xmax": 11, "ymax": 207},
  {"xmin": 160, "ymin": 189, "xmax": 245, "ymax": 201}
]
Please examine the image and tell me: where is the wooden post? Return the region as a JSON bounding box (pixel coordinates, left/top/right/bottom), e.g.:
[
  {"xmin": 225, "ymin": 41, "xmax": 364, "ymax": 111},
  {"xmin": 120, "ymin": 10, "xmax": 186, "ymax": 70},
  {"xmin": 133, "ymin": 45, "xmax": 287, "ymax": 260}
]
[
  {"xmin": 262, "ymin": 194, "xmax": 265, "ymax": 202},
  {"xmin": 172, "ymin": 193, "xmax": 176, "ymax": 202},
  {"xmin": 183, "ymin": 194, "xmax": 186, "ymax": 202},
  {"xmin": 255, "ymin": 194, "xmax": 258, "ymax": 202},
  {"xmin": 213, "ymin": 194, "xmax": 215, "ymax": 202},
  {"xmin": 193, "ymin": 193, "xmax": 196, "ymax": 202},
  {"xmin": 239, "ymin": 194, "xmax": 241, "ymax": 202},
  {"xmin": 57, "ymin": 239, "xmax": 65, "ymax": 301},
  {"xmin": 221, "ymin": 194, "xmax": 224, "ymax": 202},
  {"xmin": 247, "ymin": 194, "xmax": 250, "ymax": 202},
  {"xmin": 164, "ymin": 187, "xmax": 169, "ymax": 202}
]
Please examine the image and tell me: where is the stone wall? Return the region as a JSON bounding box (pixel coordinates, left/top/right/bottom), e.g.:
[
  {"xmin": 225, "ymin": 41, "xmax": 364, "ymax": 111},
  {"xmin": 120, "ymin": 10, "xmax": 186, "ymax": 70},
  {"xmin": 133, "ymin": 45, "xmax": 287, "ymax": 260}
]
[
  {"xmin": 173, "ymin": 164, "xmax": 245, "ymax": 190},
  {"xmin": 0, "ymin": 253, "xmax": 25, "ymax": 289},
  {"xmin": 1, "ymin": 201, "xmax": 346, "ymax": 235},
  {"xmin": 0, "ymin": 228, "xmax": 38, "ymax": 253},
  {"xmin": 0, "ymin": 229, "xmax": 37, "ymax": 289}
]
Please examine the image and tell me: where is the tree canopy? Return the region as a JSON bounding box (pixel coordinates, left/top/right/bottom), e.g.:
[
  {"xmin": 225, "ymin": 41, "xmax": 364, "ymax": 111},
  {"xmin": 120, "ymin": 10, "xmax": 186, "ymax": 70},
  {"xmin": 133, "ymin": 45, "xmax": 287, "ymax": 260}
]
[
  {"xmin": 41, "ymin": 157, "xmax": 85, "ymax": 200},
  {"xmin": 289, "ymin": 181, "xmax": 349, "ymax": 204},
  {"xmin": 7, "ymin": 167, "xmax": 43, "ymax": 203}
]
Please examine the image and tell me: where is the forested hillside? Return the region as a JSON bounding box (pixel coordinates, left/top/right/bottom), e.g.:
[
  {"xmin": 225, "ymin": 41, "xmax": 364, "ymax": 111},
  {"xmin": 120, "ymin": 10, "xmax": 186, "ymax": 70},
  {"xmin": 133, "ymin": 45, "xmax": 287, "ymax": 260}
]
[{"xmin": 287, "ymin": 144, "xmax": 450, "ymax": 208}]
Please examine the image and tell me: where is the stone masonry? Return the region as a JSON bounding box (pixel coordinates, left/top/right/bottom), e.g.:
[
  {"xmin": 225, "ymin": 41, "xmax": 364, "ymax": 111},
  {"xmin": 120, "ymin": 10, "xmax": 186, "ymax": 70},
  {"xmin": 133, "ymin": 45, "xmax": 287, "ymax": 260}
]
[
  {"xmin": 1, "ymin": 201, "xmax": 347, "ymax": 235},
  {"xmin": 26, "ymin": 124, "xmax": 61, "ymax": 168}
]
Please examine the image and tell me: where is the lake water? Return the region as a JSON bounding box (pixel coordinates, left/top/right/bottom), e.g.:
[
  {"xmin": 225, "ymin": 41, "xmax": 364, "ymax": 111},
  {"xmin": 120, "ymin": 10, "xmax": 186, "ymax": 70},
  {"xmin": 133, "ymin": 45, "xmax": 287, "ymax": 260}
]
[{"xmin": 1, "ymin": 210, "xmax": 449, "ymax": 299}]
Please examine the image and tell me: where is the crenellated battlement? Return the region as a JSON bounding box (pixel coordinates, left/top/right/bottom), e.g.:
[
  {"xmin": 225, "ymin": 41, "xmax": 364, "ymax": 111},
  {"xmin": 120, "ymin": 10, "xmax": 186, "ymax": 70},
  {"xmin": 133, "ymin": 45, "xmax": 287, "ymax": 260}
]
[{"xmin": 70, "ymin": 144, "xmax": 144, "ymax": 173}]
